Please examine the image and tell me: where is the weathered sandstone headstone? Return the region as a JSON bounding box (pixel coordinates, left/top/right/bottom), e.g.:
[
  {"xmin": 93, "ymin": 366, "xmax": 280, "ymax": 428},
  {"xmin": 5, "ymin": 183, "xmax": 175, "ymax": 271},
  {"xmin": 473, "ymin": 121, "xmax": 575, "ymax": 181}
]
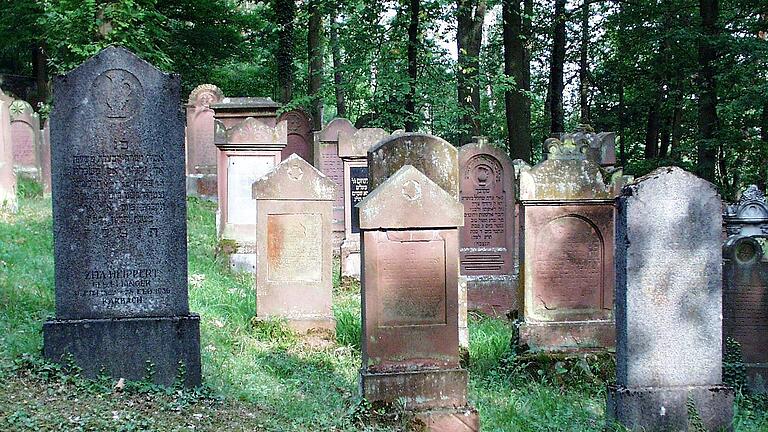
[
  {"xmin": 43, "ymin": 46, "xmax": 201, "ymax": 387},
  {"xmin": 0, "ymin": 90, "xmax": 17, "ymax": 212},
  {"xmin": 9, "ymin": 98, "xmax": 41, "ymax": 179},
  {"xmin": 185, "ymin": 84, "xmax": 224, "ymax": 199},
  {"xmin": 314, "ymin": 118, "xmax": 356, "ymax": 251},
  {"xmin": 212, "ymin": 97, "xmax": 287, "ymax": 272},
  {"xmin": 724, "ymin": 185, "xmax": 768, "ymax": 237},
  {"xmin": 458, "ymin": 137, "xmax": 517, "ymax": 317},
  {"xmin": 278, "ymin": 109, "xmax": 312, "ymax": 162},
  {"xmin": 607, "ymin": 167, "xmax": 733, "ymax": 431},
  {"xmin": 252, "ymin": 154, "xmax": 336, "ymax": 333},
  {"xmin": 358, "ymin": 165, "xmax": 478, "ymax": 431},
  {"xmin": 518, "ymin": 136, "xmax": 626, "ymax": 352},
  {"xmin": 558, "ymin": 124, "xmax": 617, "ymax": 168},
  {"xmin": 338, "ymin": 127, "xmax": 389, "ymax": 280}
]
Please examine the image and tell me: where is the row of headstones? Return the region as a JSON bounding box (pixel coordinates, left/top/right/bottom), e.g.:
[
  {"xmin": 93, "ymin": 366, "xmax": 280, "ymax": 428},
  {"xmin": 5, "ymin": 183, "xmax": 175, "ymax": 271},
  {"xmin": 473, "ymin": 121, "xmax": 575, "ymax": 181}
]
[
  {"xmin": 29, "ymin": 46, "xmax": 748, "ymax": 431},
  {"xmin": 0, "ymin": 90, "xmax": 53, "ymax": 212}
]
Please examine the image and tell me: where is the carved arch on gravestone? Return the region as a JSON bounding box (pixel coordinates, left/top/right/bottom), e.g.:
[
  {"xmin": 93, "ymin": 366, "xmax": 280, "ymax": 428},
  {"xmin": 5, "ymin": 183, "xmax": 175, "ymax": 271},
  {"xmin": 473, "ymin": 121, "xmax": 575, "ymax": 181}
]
[
  {"xmin": 8, "ymin": 99, "xmax": 41, "ymax": 174},
  {"xmin": 278, "ymin": 109, "xmax": 313, "ymax": 162},
  {"xmin": 318, "ymin": 118, "xmax": 356, "ymax": 142},
  {"xmin": 724, "ymin": 185, "xmax": 768, "ymax": 237},
  {"xmin": 187, "ymin": 84, "xmax": 224, "ymax": 107}
]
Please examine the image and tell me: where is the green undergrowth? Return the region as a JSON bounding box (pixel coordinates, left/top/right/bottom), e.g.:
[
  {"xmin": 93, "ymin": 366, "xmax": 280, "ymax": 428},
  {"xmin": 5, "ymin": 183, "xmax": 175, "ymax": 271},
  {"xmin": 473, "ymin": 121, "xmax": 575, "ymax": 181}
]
[{"xmin": 1, "ymin": 194, "xmax": 766, "ymax": 431}]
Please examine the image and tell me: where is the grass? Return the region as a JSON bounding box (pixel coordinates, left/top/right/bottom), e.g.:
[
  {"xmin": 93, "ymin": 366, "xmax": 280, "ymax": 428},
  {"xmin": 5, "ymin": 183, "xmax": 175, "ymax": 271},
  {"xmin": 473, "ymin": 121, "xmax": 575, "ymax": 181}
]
[{"xmin": 1, "ymin": 192, "xmax": 767, "ymax": 431}]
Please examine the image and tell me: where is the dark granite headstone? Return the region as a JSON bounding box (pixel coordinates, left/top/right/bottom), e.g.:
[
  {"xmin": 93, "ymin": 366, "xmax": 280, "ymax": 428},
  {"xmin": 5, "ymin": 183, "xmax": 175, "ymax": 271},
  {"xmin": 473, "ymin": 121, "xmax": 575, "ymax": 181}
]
[
  {"xmin": 349, "ymin": 165, "xmax": 368, "ymax": 234},
  {"xmin": 43, "ymin": 46, "xmax": 201, "ymax": 387},
  {"xmin": 607, "ymin": 167, "xmax": 733, "ymax": 431}
]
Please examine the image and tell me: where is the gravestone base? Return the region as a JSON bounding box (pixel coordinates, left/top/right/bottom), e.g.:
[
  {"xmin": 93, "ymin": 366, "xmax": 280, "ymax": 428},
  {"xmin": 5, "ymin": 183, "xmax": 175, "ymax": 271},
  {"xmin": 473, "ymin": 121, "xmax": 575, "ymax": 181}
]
[
  {"xmin": 607, "ymin": 384, "xmax": 734, "ymax": 432},
  {"xmin": 254, "ymin": 315, "xmax": 336, "ymax": 335},
  {"xmin": 332, "ymin": 232, "xmax": 344, "ymax": 257},
  {"xmin": 413, "ymin": 407, "xmax": 480, "ymax": 432},
  {"xmin": 465, "ymin": 275, "xmax": 518, "ymax": 318},
  {"xmin": 519, "ymin": 320, "xmax": 615, "ymax": 352},
  {"xmin": 360, "ymin": 369, "xmax": 469, "ymax": 410},
  {"xmin": 225, "ymin": 241, "xmax": 256, "ymax": 273},
  {"xmin": 340, "ymin": 239, "xmax": 361, "ymax": 280},
  {"xmin": 186, "ymin": 174, "xmax": 218, "ymax": 201},
  {"xmin": 43, "ymin": 315, "xmax": 201, "ymax": 387},
  {"xmin": 747, "ymin": 364, "xmax": 768, "ymax": 394}
]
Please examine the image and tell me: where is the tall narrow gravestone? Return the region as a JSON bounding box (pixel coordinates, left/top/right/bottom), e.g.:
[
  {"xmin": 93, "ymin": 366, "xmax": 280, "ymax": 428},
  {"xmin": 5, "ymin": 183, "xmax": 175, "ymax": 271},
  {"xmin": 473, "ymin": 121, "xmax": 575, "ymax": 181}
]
[
  {"xmin": 278, "ymin": 109, "xmax": 312, "ymax": 162},
  {"xmin": 608, "ymin": 167, "xmax": 733, "ymax": 431},
  {"xmin": 43, "ymin": 46, "xmax": 202, "ymax": 387},
  {"xmin": 185, "ymin": 84, "xmax": 224, "ymax": 200},
  {"xmin": 0, "ymin": 90, "xmax": 17, "ymax": 212},
  {"xmin": 518, "ymin": 136, "xmax": 626, "ymax": 352},
  {"xmin": 357, "ymin": 165, "xmax": 478, "ymax": 431},
  {"xmin": 9, "ymin": 99, "xmax": 41, "ymax": 179},
  {"xmin": 40, "ymin": 119, "xmax": 52, "ymax": 195},
  {"xmin": 458, "ymin": 137, "xmax": 517, "ymax": 317},
  {"xmin": 252, "ymin": 154, "xmax": 336, "ymax": 333},
  {"xmin": 338, "ymin": 127, "xmax": 389, "ymax": 280},
  {"xmin": 314, "ymin": 118, "xmax": 357, "ymax": 251}
]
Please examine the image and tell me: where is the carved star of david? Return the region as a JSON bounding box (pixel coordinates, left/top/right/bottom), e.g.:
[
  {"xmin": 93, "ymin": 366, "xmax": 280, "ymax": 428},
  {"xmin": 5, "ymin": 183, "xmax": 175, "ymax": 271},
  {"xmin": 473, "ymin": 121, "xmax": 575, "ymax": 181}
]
[
  {"xmin": 401, "ymin": 180, "xmax": 421, "ymax": 201},
  {"xmin": 288, "ymin": 164, "xmax": 303, "ymax": 181}
]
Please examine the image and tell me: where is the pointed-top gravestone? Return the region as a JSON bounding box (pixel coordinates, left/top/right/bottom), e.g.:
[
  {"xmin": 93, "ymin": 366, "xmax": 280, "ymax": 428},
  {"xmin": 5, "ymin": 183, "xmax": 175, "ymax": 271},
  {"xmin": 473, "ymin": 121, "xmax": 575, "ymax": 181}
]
[
  {"xmin": 724, "ymin": 185, "xmax": 768, "ymax": 237},
  {"xmin": 368, "ymin": 133, "xmax": 459, "ymax": 199},
  {"xmin": 43, "ymin": 46, "xmax": 201, "ymax": 387},
  {"xmin": 0, "ymin": 90, "xmax": 17, "ymax": 212},
  {"xmin": 252, "ymin": 154, "xmax": 337, "ymax": 333}
]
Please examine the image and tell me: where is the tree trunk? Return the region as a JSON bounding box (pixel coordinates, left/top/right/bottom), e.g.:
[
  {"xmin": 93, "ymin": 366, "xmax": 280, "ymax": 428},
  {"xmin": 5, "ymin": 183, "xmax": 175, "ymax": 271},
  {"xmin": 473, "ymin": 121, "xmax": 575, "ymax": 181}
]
[
  {"xmin": 275, "ymin": 0, "xmax": 295, "ymax": 103},
  {"xmin": 457, "ymin": 0, "xmax": 486, "ymax": 145},
  {"xmin": 696, "ymin": 0, "xmax": 719, "ymax": 182},
  {"xmin": 618, "ymin": 85, "xmax": 625, "ymax": 166},
  {"xmin": 578, "ymin": 1, "xmax": 590, "ymax": 124},
  {"xmin": 759, "ymin": 101, "xmax": 768, "ymax": 190},
  {"xmin": 644, "ymin": 93, "xmax": 661, "ymax": 159},
  {"xmin": 546, "ymin": 0, "xmax": 566, "ymax": 134},
  {"xmin": 31, "ymin": 44, "xmax": 47, "ymax": 104},
  {"xmin": 659, "ymin": 116, "xmax": 671, "ymax": 158},
  {"xmin": 405, "ymin": 0, "xmax": 420, "ymax": 132},
  {"xmin": 330, "ymin": 18, "xmax": 346, "ymax": 118},
  {"xmin": 502, "ymin": 0, "xmax": 532, "ymax": 162},
  {"xmin": 308, "ymin": 0, "xmax": 324, "ymax": 129},
  {"xmin": 670, "ymin": 89, "xmax": 683, "ymax": 160}
]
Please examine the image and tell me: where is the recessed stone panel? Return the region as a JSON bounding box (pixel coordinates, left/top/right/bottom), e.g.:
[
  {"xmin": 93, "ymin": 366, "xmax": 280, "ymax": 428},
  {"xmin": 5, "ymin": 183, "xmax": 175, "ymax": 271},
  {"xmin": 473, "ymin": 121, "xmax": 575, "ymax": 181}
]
[{"xmin": 267, "ymin": 213, "xmax": 322, "ymax": 282}]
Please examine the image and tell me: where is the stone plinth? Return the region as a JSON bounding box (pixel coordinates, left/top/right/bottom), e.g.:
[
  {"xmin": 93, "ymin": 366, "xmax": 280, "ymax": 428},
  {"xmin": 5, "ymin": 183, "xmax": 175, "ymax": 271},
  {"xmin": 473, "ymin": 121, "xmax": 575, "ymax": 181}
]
[
  {"xmin": 358, "ymin": 165, "xmax": 477, "ymax": 431},
  {"xmin": 338, "ymin": 127, "xmax": 389, "ymax": 280},
  {"xmin": 608, "ymin": 167, "xmax": 733, "ymax": 431},
  {"xmin": 314, "ymin": 118, "xmax": 357, "ymax": 253},
  {"xmin": 0, "ymin": 90, "xmax": 17, "ymax": 212},
  {"xmin": 212, "ymin": 98, "xmax": 286, "ymax": 272},
  {"xmin": 723, "ymin": 235, "xmax": 768, "ymax": 394},
  {"xmin": 185, "ymin": 84, "xmax": 224, "ymax": 200},
  {"xmin": 518, "ymin": 136, "xmax": 625, "ymax": 352},
  {"xmin": 252, "ymin": 154, "xmax": 336, "ymax": 333},
  {"xmin": 9, "ymin": 99, "xmax": 41, "ymax": 180},
  {"xmin": 458, "ymin": 137, "xmax": 517, "ymax": 317},
  {"xmin": 44, "ymin": 46, "xmax": 201, "ymax": 387},
  {"xmin": 278, "ymin": 110, "xmax": 312, "ymax": 162}
]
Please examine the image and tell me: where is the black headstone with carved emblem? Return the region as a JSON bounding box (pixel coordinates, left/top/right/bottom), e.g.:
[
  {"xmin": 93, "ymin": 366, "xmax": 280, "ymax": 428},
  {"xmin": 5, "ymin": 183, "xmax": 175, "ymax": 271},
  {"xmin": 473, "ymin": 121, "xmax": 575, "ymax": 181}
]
[{"xmin": 43, "ymin": 46, "xmax": 201, "ymax": 387}]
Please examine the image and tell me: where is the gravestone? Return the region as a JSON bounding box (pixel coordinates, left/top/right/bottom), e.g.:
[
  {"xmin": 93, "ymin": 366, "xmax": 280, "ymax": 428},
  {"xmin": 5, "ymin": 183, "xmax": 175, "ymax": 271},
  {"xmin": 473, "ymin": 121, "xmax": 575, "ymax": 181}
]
[
  {"xmin": 43, "ymin": 46, "xmax": 201, "ymax": 387},
  {"xmin": 9, "ymin": 98, "xmax": 41, "ymax": 179},
  {"xmin": 723, "ymin": 235, "xmax": 768, "ymax": 394},
  {"xmin": 607, "ymin": 167, "xmax": 733, "ymax": 431},
  {"xmin": 558, "ymin": 124, "xmax": 617, "ymax": 168},
  {"xmin": 252, "ymin": 154, "xmax": 336, "ymax": 333},
  {"xmin": 518, "ymin": 136, "xmax": 627, "ymax": 352},
  {"xmin": 458, "ymin": 137, "xmax": 517, "ymax": 317},
  {"xmin": 278, "ymin": 109, "xmax": 312, "ymax": 162},
  {"xmin": 314, "ymin": 118, "xmax": 357, "ymax": 251},
  {"xmin": 212, "ymin": 97, "xmax": 286, "ymax": 272},
  {"xmin": 724, "ymin": 185, "xmax": 768, "ymax": 237},
  {"xmin": 0, "ymin": 90, "xmax": 17, "ymax": 212},
  {"xmin": 185, "ymin": 84, "xmax": 224, "ymax": 200},
  {"xmin": 40, "ymin": 119, "xmax": 51, "ymax": 195},
  {"xmin": 338, "ymin": 127, "xmax": 389, "ymax": 280},
  {"xmin": 357, "ymin": 165, "xmax": 478, "ymax": 431}
]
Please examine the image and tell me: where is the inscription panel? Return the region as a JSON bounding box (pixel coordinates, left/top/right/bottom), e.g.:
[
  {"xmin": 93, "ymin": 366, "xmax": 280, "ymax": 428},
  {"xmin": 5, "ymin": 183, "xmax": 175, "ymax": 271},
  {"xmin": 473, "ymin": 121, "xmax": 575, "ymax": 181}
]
[
  {"xmin": 187, "ymin": 108, "xmax": 217, "ymax": 170},
  {"xmin": 227, "ymin": 155, "xmax": 274, "ymax": 225},
  {"xmin": 267, "ymin": 213, "xmax": 322, "ymax": 282},
  {"xmin": 10, "ymin": 123, "xmax": 36, "ymax": 167},
  {"xmin": 461, "ymin": 155, "xmax": 506, "ymax": 249},
  {"xmin": 724, "ymin": 257, "xmax": 768, "ymax": 364},
  {"xmin": 349, "ymin": 166, "xmax": 369, "ymax": 234},
  {"xmin": 319, "ymin": 143, "xmax": 344, "ymax": 226},
  {"xmin": 377, "ymin": 238, "xmax": 447, "ymax": 326}
]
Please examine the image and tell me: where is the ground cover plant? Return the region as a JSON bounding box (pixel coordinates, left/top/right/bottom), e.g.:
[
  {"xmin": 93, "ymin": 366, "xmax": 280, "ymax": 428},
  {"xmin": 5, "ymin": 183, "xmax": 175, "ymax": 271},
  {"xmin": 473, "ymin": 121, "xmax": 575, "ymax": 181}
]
[{"xmin": 1, "ymin": 192, "xmax": 766, "ymax": 431}]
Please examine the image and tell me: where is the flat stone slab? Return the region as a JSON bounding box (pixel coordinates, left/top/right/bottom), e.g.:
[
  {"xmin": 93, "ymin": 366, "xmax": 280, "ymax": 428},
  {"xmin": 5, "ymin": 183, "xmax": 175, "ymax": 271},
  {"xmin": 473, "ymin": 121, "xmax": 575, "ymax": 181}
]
[{"xmin": 360, "ymin": 369, "xmax": 468, "ymax": 410}]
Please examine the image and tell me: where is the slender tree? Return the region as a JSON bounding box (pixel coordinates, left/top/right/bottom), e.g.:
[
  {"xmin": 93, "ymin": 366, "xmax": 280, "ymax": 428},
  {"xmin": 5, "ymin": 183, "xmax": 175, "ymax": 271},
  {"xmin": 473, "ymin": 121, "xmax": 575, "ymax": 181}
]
[
  {"xmin": 696, "ymin": 0, "xmax": 720, "ymax": 182},
  {"xmin": 502, "ymin": 0, "xmax": 531, "ymax": 161},
  {"xmin": 330, "ymin": 17, "xmax": 346, "ymax": 118},
  {"xmin": 457, "ymin": 0, "xmax": 486, "ymax": 145},
  {"xmin": 545, "ymin": 0, "xmax": 566, "ymax": 135},
  {"xmin": 308, "ymin": 0, "xmax": 324, "ymax": 129},
  {"xmin": 578, "ymin": 1, "xmax": 590, "ymax": 124},
  {"xmin": 405, "ymin": 0, "xmax": 420, "ymax": 131},
  {"xmin": 275, "ymin": 0, "xmax": 296, "ymax": 103}
]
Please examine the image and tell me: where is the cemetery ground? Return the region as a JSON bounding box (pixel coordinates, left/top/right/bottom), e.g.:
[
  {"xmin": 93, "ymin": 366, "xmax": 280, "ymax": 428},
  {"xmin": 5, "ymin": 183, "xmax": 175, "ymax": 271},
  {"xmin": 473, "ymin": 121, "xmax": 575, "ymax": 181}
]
[{"xmin": 0, "ymin": 185, "xmax": 766, "ymax": 431}]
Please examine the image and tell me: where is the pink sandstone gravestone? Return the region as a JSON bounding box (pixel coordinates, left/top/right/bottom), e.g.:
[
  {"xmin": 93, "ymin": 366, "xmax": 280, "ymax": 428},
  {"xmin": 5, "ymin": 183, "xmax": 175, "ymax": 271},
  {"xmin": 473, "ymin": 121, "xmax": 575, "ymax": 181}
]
[
  {"xmin": 212, "ymin": 97, "xmax": 287, "ymax": 272},
  {"xmin": 338, "ymin": 127, "xmax": 390, "ymax": 280},
  {"xmin": 278, "ymin": 109, "xmax": 312, "ymax": 162},
  {"xmin": 357, "ymin": 165, "xmax": 478, "ymax": 431},
  {"xmin": 9, "ymin": 99, "xmax": 41, "ymax": 180},
  {"xmin": 458, "ymin": 137, "xmax": 517, "ymax": 317},
  {"xmin": 252, "ymin": 154, "xmax": 337, "ymax": 334},
  {"xmin": 0, "ymin": 90, "xmax": 17, "ymax": 212},
  {"xmin": 186, "ymin": 84, "xmax": 224, "ymax": 199},
  {"xmin": 518, "ymin": 135, "xmax": 629, "ymax": 352},
  {"xmin": 314, "ymin": 118, "xmax": 357, "ymax": 252}
]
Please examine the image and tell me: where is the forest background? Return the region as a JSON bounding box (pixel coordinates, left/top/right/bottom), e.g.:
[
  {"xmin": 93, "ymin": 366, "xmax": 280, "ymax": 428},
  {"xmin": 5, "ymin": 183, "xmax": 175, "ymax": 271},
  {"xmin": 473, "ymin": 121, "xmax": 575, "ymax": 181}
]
[{"xmin": 1, "ymin": 0, "xmax": 766, "ymax": 199}]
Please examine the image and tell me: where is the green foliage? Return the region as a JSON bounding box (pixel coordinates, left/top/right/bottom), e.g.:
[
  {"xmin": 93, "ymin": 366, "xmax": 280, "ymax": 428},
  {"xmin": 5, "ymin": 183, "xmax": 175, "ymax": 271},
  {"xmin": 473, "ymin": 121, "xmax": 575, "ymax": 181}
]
[
  {"xmin": 16, "ymin": 177, "xmax": 43, "ymax": 199},
  {"xmin": 723, "ymin": 336, "xmax": 748, "ymax": 391}
]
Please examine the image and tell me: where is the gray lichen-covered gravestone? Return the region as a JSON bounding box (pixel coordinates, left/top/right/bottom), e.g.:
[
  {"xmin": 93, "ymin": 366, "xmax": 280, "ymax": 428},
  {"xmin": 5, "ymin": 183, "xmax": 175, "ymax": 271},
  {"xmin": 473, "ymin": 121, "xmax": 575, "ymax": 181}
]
[
  {"xmin": 43, "ymin": 46, "xmax": 201, "ymax": 387},
  {"xmin": 0, "ymin": 90, "xmax": 17, "ymax": 212},
  {"xmin": 608, "ymin": 167, "xmax": 733, "ymax": 431}
]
